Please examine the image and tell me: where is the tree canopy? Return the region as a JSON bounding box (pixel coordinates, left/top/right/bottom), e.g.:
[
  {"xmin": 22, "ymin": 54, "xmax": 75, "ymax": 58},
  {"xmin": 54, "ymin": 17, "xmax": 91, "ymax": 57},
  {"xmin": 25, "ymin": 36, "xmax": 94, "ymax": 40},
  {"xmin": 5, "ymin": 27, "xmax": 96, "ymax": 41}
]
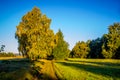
[
  {"xmin": 15, "ymin": 7, "xmax": 55, "ymax": 60},
  {"xmin": 102, "ymin": 23, "xmax": 120, "ymax": 58},
  {"xmin": 70, "ymin": 41, "xmax": 90, "ymax": 58},
  {"xmin": 70, "ymin": 23, "xmax": 120, "ymax": 59},
  {"xmin": 88, "ymin": 38, "xmax": 103, "ymax": 58},
  {"xmin": 52, "ymin": 29, "xmax": 69, "ymax": 60}
]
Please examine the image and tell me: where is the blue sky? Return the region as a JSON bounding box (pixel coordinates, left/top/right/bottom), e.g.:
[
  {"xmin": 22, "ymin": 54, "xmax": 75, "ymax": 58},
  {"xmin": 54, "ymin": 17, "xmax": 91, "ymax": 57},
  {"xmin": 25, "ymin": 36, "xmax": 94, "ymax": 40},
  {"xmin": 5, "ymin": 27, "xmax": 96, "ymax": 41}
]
[{"xmin": 0, "ymin": 0, "xmax": 120, "ymax": 53}]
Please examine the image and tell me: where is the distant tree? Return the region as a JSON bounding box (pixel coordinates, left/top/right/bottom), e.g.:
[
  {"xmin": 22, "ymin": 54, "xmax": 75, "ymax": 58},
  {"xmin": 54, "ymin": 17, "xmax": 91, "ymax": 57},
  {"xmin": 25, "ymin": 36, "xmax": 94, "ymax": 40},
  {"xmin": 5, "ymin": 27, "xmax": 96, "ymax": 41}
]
[
  {"xmin": 0, "ymin": 52, "xmax": 15, "ymax": 57},
  {"xmin": 0, "ymin": 45, "xmax": 5, "ymax": 52},
  {"xmin": 52, "ymin": 29, "xmax": 70, "ymax": 60},
  {"xmin": 15, "ymin": 7, "xmax": 55, "ymax": 60},
  {"xmin": 88, "ymin": 38, "xmax": 103, "ymax": 58},
  {"xmin": 102, "ymin": 23, "xmax": 120, "ymax": 58},
  {"xmin": 71, "ymin": 41, "xmax": 90, "ymax": 58}
]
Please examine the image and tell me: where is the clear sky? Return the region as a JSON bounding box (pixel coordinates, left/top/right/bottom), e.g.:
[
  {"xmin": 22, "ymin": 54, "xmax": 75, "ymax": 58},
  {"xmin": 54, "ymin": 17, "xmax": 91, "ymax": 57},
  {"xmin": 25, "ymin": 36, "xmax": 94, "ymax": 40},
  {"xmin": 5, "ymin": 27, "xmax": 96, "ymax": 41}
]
[{"xmin": 0, "ymin": 0, "xmax": 120, "ymax": 53}]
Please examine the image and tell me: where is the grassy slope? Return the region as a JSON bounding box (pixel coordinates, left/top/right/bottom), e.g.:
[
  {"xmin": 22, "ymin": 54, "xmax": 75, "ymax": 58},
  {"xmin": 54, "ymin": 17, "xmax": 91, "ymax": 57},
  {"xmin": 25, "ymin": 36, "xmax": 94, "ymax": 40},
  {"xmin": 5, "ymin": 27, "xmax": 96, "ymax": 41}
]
[{"xmin": 54, "ymin": 58, "xmax": 120, "ymax": 80}]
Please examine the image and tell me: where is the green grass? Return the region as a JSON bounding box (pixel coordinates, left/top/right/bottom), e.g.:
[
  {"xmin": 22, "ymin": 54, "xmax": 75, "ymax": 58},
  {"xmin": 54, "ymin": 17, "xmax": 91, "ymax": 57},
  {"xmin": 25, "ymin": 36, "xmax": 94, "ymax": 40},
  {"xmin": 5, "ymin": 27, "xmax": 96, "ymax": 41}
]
[
  {"xmin": 0, "ymin": 58, "xmax": 42, "ymax": 80},
  {"xmin": 0, "ymin": 57, "xmax": 57, "ymax": 80},
  {"xmin": 54, "ymin": 58, "xmax": 120, "ymax": 80},
  {"xmin": 1, "ymin": 57, "xmax": 120, "ymax": 80}
]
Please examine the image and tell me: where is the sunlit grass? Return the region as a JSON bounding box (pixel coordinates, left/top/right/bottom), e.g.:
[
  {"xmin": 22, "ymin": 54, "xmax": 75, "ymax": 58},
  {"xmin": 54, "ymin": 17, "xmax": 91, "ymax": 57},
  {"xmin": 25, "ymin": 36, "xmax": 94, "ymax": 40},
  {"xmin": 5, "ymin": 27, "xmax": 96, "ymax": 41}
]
[
  {"xmin": 68, "ymin": 58, "xmax": 120, "ymax": 63},
  {"xmin": 0, "ymin": 56, "xmax": 23, "ymax": 60},
  {"xmin": 1, "ymin": 57, "xmax": 120, "ymax": 80},
  {"xmin": 54, "ymin": 58, "xmax": 120, "ymax": 80},
  {"xmin": 37, "ymin": 59, "xmax": 58, "ymax": 80}
]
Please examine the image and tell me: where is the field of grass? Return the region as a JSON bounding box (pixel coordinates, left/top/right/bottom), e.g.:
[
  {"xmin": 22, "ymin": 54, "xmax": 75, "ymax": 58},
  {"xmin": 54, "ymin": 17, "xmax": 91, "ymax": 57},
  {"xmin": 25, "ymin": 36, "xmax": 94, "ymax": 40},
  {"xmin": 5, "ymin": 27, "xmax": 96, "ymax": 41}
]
[
  {"xmin": 54, "ymin": 58, "xmax": 120, "ymax": 80},
  {"xmin": 0, "ymin": 57, "xmax": 120, "ymax": 80},
  {"xmin": 0, "ymin": 57, "xmax": 58, "ymax": 80},
  {"xmin": 0, "ymin": 57, "xmax": 43, "ymax": 80}
]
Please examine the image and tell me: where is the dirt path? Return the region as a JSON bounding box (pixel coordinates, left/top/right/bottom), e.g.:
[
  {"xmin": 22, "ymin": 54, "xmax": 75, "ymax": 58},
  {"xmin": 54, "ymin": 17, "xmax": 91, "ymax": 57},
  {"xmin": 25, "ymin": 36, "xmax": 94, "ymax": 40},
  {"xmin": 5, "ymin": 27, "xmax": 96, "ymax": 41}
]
[{"xmin": 40, "ymin": 60, "xmax": 58, "ymax": 80}]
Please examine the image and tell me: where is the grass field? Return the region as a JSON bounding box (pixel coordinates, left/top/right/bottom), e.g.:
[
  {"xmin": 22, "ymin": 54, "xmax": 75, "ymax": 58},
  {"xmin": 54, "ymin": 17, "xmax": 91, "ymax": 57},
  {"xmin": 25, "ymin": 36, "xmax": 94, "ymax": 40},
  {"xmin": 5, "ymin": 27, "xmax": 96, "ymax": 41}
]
[
  {"xmin": 0, "ymin": 57, "xmax": 57, "ymax": 80},
  {"xmin": 54, "ymin": 58, "xmax": 120, "ymax": 80},
  {"xmin": 0, "ymin": 57, "xmax": 120, "ymax": 80},
  {"xmin": 0, "ymin": 57, "xmax": 42, "ymax": 80}
]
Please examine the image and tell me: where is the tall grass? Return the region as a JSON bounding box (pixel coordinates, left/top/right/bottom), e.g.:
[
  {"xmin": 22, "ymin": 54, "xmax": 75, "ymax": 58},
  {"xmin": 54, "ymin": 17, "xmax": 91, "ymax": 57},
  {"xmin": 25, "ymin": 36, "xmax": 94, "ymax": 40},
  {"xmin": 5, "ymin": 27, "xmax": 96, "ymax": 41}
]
[
  {"xmin": 0, "ymin": 58, "xmax": 42, "ymax": 80},
  {"xmin": 54, "ymin": 59, "xmax": 120, "ymax": 80}
]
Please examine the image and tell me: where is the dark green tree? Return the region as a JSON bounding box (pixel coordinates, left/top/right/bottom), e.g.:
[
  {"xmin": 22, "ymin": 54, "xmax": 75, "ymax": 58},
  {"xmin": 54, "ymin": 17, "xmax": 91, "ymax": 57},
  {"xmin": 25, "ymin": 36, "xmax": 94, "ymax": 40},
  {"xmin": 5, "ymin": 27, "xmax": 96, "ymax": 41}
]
[
  {"xmin": 115, "ymin": 46, "xmax": 120, "ymax": 59},
  {"xmin": 0, "ymin": 45, "xmax": 5, "ymax": 52},
  {"xmin": 88, "ymin": 38, "xmax": 103, "ymax": 58},
  {"xmin": 52, "ymin": 29, "xmax": 69, "ymax": 60}
]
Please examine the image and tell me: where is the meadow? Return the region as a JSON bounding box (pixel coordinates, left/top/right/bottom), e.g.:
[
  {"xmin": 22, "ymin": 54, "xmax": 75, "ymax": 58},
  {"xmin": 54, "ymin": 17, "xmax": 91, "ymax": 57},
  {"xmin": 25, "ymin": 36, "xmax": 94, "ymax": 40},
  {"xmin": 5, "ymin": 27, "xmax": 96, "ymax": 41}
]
[
  {"xmin": 0, "ymin": 57, "xmax": 43, "ymax": 80},
  {"xmin": 0, "ymin": 57, "xmax": 120, "ymax": 80},
  {"xmin": 54, "ymin": 58, "xmax": 120, "ymax": 80},
  {"xmin": 0, "ymin": 57, "xmax": 57, "ymax": 80}
]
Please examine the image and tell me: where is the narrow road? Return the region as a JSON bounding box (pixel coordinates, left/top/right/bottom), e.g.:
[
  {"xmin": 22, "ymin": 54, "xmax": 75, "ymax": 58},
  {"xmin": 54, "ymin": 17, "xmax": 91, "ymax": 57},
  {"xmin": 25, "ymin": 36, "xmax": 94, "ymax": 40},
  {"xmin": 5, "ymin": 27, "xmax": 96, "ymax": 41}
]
[{"xmin": 40, "ymin": 60, "xmax": 58, "ymax": 80}]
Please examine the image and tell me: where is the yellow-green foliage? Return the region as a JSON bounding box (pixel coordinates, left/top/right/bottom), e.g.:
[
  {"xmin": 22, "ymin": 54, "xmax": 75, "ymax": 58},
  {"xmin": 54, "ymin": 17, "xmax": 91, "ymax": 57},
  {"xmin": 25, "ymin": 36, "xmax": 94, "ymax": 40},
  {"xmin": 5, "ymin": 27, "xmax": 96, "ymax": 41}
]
[
  {"xmin": 0, "ymin": 52, "xmax": 16, "ymax": 57},
  {"xmin": 71, "ymin": 41, "xmax": 90, "ymax": 58},
  {"xmin": 15, "ymin": 7, "xmax": 55, "ymax": 60},
  {"xmin": 53, "ymin": 29, "xmax": 70, "ymax": 60},
  {"xmin": 102, "ymin": 23, "xmax": 120, "ymax": 59},
  {"xmin": 54, "ymin": 59, "xmax": 120, "ymax": 80}
]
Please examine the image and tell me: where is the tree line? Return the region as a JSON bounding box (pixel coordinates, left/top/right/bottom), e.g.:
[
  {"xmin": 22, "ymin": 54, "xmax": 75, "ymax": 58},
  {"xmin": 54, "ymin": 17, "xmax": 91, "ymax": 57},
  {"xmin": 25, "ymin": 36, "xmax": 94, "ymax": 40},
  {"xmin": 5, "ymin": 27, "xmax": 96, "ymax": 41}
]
[
  {"xmin": 0, "ymin": 52, "xmax": 15, "ymax": 57},
  {"xmin": 70, "ymin": 23, "xmax": 120, "ymax": 59},
  {"xmin": 15, "ymin": 7, "xmax": 120, "ymax": 60},
  {"xmin": 0, "ymin": 45, "xmax": 16, "ymax": 57}
]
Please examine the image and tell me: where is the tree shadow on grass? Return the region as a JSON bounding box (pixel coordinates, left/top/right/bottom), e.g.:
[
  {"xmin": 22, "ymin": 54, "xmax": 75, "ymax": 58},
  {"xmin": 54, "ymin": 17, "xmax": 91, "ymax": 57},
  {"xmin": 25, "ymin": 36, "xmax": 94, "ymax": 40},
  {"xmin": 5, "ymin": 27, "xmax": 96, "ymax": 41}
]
[
  {"xmin": 0, "ymin": 58, "xmax": 59, "ymax": 80},
  {"xmin": 56, "ymin": 61, "xmax": 120, "ymax": 79},
  {"xmin": 0, "ymin": 58, "xmax": 31, "ymax": 72},
  {"xmin": 0, "ymin": 58, "xmax": 43, "ymax": 80}
]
